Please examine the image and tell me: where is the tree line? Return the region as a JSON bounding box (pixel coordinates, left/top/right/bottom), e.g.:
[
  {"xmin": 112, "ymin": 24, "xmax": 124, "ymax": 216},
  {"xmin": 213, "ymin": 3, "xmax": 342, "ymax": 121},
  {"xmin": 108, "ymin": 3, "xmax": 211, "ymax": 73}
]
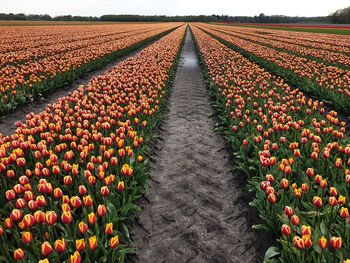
[
  {"xmin": 329, "ymin": 6, "xmax": 350, "ymax": 24},
  {"xmin": 0, "ymin": 10, "xmax": 348, "ymax": 23}
]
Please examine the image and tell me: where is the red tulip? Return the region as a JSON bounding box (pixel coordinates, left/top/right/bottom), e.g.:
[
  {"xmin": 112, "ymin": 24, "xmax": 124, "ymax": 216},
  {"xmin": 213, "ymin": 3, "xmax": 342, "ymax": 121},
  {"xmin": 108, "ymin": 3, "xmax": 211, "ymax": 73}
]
[
  {"xmin": 13, "ymin": 248, "xmax": 25, "ymax": 261},
  {"xmin": 54, "ymin": 238, "xmax": 66, "ymax": 254},
  {"xmin": 330, "ymin": 237, "xmax": 342, "ymax": 250},
  {"xmin": 41, "ymin": 241, "xmax": 53, "ymax": 256},
  {"xmin": 281, "ymin": 224, "xmax": 291, "ymax": 237}
]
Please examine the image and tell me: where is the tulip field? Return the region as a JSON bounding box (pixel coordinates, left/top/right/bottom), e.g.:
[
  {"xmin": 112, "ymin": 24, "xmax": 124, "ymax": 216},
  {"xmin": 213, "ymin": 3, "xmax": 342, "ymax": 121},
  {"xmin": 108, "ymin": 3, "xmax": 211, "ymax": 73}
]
[
  {"xmin": 0, "ymin": 23, "xmax": 185, "ymax": 262},
  {"xmin": 0, "ymin": 20, "xmax": 350, "ymax": 263},
  {"xmin": 0, "ymin": 23, "xmax": 178, "ymax": 115},
  {"xmin": 191, "ymin": 24, "xmax": 350, "ymax": 262}
]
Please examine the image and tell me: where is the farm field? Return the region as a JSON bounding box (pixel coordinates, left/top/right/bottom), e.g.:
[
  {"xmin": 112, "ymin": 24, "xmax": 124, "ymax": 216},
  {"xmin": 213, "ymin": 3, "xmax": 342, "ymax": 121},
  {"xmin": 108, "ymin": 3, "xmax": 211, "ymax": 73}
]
[{"xmin": 0, "ymin": 20, "xmax": 350, "ymax": 263}]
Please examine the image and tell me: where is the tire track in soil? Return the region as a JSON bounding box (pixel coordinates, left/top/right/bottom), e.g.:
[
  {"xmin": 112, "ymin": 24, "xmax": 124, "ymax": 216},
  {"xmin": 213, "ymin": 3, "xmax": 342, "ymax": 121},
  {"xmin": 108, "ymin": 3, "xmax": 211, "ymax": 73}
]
[
  {"xmin": 0, "ymin": 36, "xmax": 167, "ymax": 137},
  {"xmin": 129, "ymin": 29, "xmax": 270, "ymax": 263}
]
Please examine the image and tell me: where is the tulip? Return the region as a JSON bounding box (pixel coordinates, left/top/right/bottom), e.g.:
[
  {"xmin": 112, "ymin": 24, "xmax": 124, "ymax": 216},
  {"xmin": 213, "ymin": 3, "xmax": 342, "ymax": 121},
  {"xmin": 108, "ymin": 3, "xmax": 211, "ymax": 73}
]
[
  {"xmin": 117, "ymin": 181, "xmax": 125, "ymax": 192},
  {"xmin": 267, "ymin": 193, "xmax": 276, "ymax": 204},
  {"xmin": 22, "ymin": 231, "xmax": 33, "ymax": 244},
  {"xmin": 312, "ymin": 196, "xmax": 322, "ymax": 208},
  {"xmin": 330, "ymin": 237, "xmax": 342, "ymax": 250},
  {"xmin": 340, "ymin": 207, "xmax": 349, "ymax": 218},
  {"xmin": 293, "ymin": 236, "xmax": 304, "ymax": 250},
  {"xmin": 38, "ymin": 259, "xmax": 49, "ymax": 263},
  {"xmin": 78, "ymin": 221, "xmax": 88, "ymax": 234},
  {"xmin": 338, "ymin": 195, "xmax": 346, "ymax": 205},
  {"xmin": 61, "ymin": 211, "xmax": 73, "ymax": 224},
  {"xmin": 70, "ymin": 196, "xmax": 82, "ymax": 209},
  {"xmin": 301, "ymin": 225, "xmax": 311, "ymax": 236},
  {"xmin": 13, "ymin": 248, "xmax": 25, "ymax": 261},
  {"xmin": 10, "ymin": 209, "xmax": 23, "ymax": 223},
  {"xmin": 318, "ymin": 236, "xmax": 328, "ymax": 249},
  {"xmin": 78, "ymin": 185, "xmax": 87, "ymax": 196},
  {"xmin": 45, "ymin": 211, "xmax": 57, "ymax": 225},
  {"xmin": 100, "ymin": 186, "xmax": 110, "ymax": 197},
  {"xmin": 328, "ymin": 196, "xmax": 338, "ymax": 206},
  {"xmin": 83, "ymin": 195, "xmax": 93, "ymax": 207},
  {"xmin": 88, "ymin": 212, "xmax": 96, "ymax": 225},
  {"xmin": 88, "ymin": 236, "xmax": 98, "ymax": 250},
  {"xmin": 76, "ymin": 238, "xmax": 85, "ymax": 252},
  {"xmin": 5, "ymin": 190, "xmax": 16, "ymax": 201},
  {"xmin": 281, "ymin": 224, "xmax": 291, "ymax": 237},
  {"xmin": 54, "ymin": 238, "xmax": 66, "ymax": 254},
  {"xmin": 53, "ymin": 188, "xmax": 63, "ymax": 199},
  {"xmin": 110, "ymin": 235, "xmax": 119, "ymax": 248},
  {"xmin": 291, "ymin": 215, "xmax": 300, "ymax": 226},
  {"xmin": 306, "ymin": 168, "xmax": 314, "ymax": 178},
  {"xmin": 121, "ymin": 163, "xmax": 133, "ymax": 176},
  {"xmin": 70, "ymin": 251, "xmax": 81, "ymax": 263},
  {"xmin": 41, "ymin": 241, "xmax": 53, "ymax": 256},
  {"xmin": 284, "ymin": 206, "xmax": 294, "ymax": 217},
  {"xmin": 302, "ymin": 235, "xmax": 312, "ymax": 249},
  {"xmin": 97, "ymin": 204, "xmax": 107, "ymax": 217},
  {"xmin": 105, "ymin": 223, "xmax": 113, "ymax": 235}
]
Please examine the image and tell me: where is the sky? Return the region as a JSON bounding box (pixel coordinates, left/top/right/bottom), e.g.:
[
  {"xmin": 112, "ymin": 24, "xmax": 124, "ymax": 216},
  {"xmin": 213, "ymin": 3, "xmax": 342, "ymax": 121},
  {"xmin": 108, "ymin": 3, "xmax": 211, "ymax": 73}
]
[{"xmin": 0, "ymin": 0, "xmax": 349, "ymax": 17}]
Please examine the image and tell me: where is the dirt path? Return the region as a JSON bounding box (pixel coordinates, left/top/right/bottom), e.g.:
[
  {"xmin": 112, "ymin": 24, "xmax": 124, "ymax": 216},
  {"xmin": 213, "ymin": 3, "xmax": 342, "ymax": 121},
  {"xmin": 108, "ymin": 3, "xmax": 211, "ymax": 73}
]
[
  {"xmin": 0, "ymin": 37, "xmax": 164, "ymax": 137},
  {"xmin": 129, "ymin": 29, "xmax": 269, "ymax": 263}
]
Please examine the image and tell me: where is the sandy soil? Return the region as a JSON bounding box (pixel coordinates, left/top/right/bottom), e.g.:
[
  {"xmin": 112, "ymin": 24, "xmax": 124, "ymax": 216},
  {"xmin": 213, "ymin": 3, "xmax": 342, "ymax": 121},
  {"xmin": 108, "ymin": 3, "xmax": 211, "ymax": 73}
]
[
  {"xmin": 128, "ymin": 29, "xmax": 270, "ymax": 263},
  {"xmin": 0, "ymin": 39, "xmax": 160, "ymax": 136}
]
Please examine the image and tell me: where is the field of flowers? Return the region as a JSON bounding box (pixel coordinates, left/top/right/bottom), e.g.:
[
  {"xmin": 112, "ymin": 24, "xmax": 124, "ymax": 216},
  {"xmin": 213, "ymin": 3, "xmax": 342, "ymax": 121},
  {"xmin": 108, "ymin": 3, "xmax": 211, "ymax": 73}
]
[
  {"xmin": 0, "ymin": 25, "xmax": 186, "ymax": 262},
  {"xmin": 197, "ymin": 23, "xmax": 350, "ymax": 115},
  {"xmin": 0, "ymin": 23, "xmax": 181, "ymax": 115},
  {"xmin": 191, "ymin": 24, "xmax": 350, "ymax": 262}
]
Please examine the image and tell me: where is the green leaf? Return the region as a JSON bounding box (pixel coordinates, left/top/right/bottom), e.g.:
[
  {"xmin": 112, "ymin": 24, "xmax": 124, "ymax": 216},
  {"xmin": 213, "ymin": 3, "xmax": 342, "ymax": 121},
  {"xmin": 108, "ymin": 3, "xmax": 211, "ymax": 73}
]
[{"xmin": 264, "ymin": 246, "xmax": 280, "ymax": 261}]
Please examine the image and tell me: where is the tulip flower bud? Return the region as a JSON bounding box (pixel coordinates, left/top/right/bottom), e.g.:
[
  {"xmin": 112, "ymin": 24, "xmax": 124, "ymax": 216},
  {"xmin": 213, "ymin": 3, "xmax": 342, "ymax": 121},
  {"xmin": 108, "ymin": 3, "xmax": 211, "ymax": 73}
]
[
  {"xmin": 330, "ymin": 237, "xmax": 342, "ymax": 250},
  {"xmin": 318, "ymin": 236, "xmax": 327, "ymax": 249},
  {"xmin": 302, "ymin": 235, "xmax": 312, "ymax": 249},
  {"xmin": 41, "ymin": 241, "xmax": 53, "ymax": 256},
  {"xmin": 268, "ymin": 193, "xmax": 276, "ymax": 204},
  {"xmin": 22, "ymin": 231, "xmax": 33, "ymax": 244},
  {"xmin": 117, "ymin": 181, "xmax": 125, "ymax": 192},
  {"xmin": 281, "ymin": 224, "xmax": 291, "ymax": 237},
  {"xmin": 88, "ymin": 236, "xmax": 98, "ymax": 250},
  {"xmin": 76, "ymin": 238, "xmax": 85, "ymax": 252},
  {"xmin": 13, "ymin": 248, "xmax": 25, "ymax": 261},
  {"xmin": 338, "ymin": 195, "xmax": 346, "ymax": 205},
  {"xmin": 87, "ymin": 212, "xmax": 96, "ymax": 225},
  {"xmin": 78, "ymin": 221, "xmax": 88, "ymax": 234},
  {"xmin": 306, "ymin": 168, "xmax": 314, "ymax": 178},
  {"xmin": 284, "ymin": 206, "xmax": 294, "ymax": 217},
  {"xmin": 340, "ymin": 207, "xmax": 349, "ymax": 219},
  {"xmin": 10, "ymin": 209, "xmax": 23, "ymax": 223},
  {"xmin": 291, "ymin": 215, "xmax": 300, "ymax": 226},
  {"xmin": 100, "ymin": 186, "xmax": 110, "ymax": 197},
  {"xmin": 312, "ymin": 196, "xmax": 322, "ymax": 208},
  {"xmin": 110, "ymin": 235, "xmax": 119, "ymax": 248},
  {"xmin": 70, "ymin": 251, "xmax": 81, "ymax": 263},
  {"xmin": 97, "ymin": 204, "xmax": 107, "ymax": 217},
  {"xmin": 45, "ymin": 211, "xmax": 57, "ymax": 225},
  {"xmin": 83, "ymin": 195, "xmax": 93, "ymax": 207},
  {"xmin": 78, "ymin": 185, "xmax": 87, "ymax": 196},
  {"xmin": 105, "ymin": 223, "xmax": 113, "ymax": 235},
  {"xmin": 54, "ymin": 238, "xmax": 66, "ymax": 254},
  {"xmin": 301, "ymin": 225, "xmax": 311, "ymax": 236},
  {"xmin": 293, "ymin": 236, "xmax": 304, "ymax": 250},
  {"xmin": 61, "ymin": 211, "xmax": 73, "ymax": 224}
]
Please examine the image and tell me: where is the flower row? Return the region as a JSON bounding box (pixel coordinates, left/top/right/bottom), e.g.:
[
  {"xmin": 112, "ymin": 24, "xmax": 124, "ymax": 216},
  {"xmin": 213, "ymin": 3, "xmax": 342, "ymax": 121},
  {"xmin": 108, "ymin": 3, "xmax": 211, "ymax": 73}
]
[
  {"xmin": 0, "ymin": 23, "xmax": 181, "ymax": 115},
  {"xmin": 0, "ymin": 25, "xmax": 186, "ymax": 262},
  {"xmin": 206, "ymin": 24, "xmax": 350, "ymax": 67},
  {"xmin": 196, "ymin": 23, "xmax": 350, "ymax": 115},
  {"xmin": 192, "ymin": 25, "xmax": 350, "ymax": 262}
]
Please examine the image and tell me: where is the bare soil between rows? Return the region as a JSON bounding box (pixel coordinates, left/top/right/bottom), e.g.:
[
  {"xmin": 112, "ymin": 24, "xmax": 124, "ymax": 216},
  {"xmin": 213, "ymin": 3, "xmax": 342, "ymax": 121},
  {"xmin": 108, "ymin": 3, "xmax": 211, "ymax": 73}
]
[
  {"xmin": 128, "ymin": 29, "xmax": 271, "ymax": 262},
  {"xmin": 0, "ymin": 38, "xmax": 162, "ymax": 136}
]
